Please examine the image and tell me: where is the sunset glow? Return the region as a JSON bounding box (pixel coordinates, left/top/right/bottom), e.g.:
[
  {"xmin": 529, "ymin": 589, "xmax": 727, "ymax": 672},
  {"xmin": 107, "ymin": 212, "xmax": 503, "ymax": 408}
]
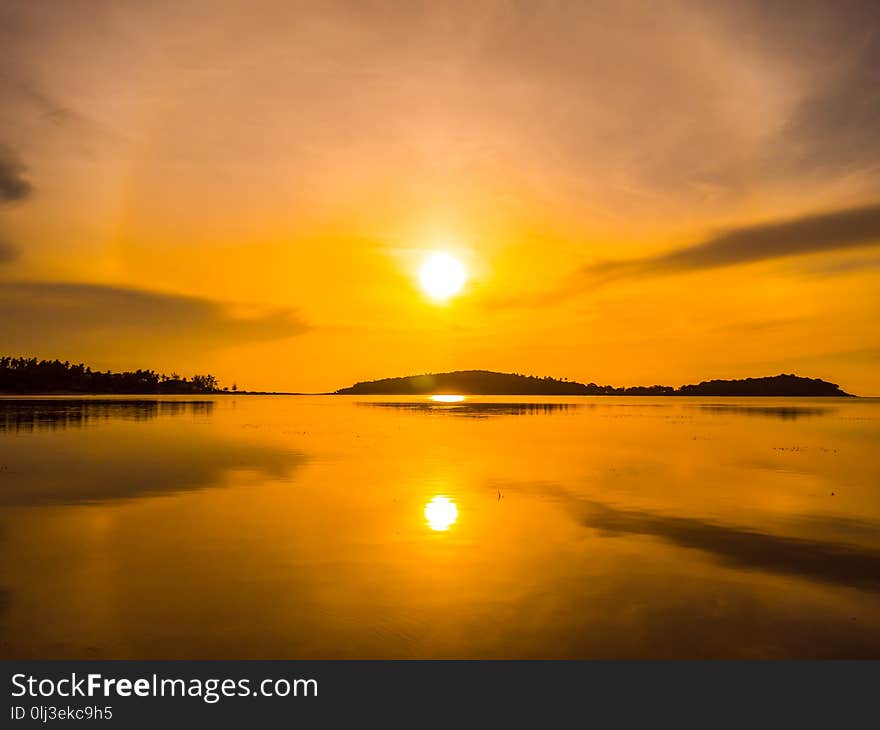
[
  {"xmin": 3, "ymin": 0, "xmax": 880, "ymax": 674},
  {"xmin": 0, "ymin": 1, "xmax": 877, "ymax": 395}
]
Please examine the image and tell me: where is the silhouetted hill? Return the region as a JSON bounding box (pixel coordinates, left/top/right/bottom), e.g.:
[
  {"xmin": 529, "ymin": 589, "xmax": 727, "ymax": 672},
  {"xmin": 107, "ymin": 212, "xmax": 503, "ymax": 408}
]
[
  {"xmin": 335, "ymin": 370, "xmax": 594, "ymax": 396},
  {"xmin": 334, "ymin": 370, "xmax": 854, "ymax": 397},
  {"xmin": 676, "ymin": 374, "xmax": 852, "ymax": 397}
]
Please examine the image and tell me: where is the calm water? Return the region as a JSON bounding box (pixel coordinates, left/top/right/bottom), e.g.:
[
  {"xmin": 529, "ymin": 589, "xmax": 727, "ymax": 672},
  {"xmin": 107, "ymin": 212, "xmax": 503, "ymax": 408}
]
[{"xmin": 1, "ymin": 395, "xmax": 878, "ymax": 659}]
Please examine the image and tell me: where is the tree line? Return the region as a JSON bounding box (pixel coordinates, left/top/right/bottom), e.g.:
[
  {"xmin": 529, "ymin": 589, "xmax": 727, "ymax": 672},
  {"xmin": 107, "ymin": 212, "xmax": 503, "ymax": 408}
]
[{"xmin": 0, "ymin": 357, "xmax": 235, "ymax": 394}]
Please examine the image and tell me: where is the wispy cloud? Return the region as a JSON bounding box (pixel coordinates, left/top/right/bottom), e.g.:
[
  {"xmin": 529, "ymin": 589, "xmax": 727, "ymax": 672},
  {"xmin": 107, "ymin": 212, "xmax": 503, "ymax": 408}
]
[
  {"xmin": 0, "ymin": 240, "xmax": 20, "ymax": 263},
  {"xmin": 766, "ymin": 1, "xmax": 880, "ymax": 180},
  {"xmin": 486, "ymin": 203, "xmax": 880, "ymax": 309},
  {"xmin": 0, "ymin": 146, "xmax": 32, "ymax": 203},
  {"xmin": 0, "ymin": 282, "xmax": 309, "ymax": 359},
  {"xmin": 586, "ymin": 202, "xmax": 880, "ymax": 283}
]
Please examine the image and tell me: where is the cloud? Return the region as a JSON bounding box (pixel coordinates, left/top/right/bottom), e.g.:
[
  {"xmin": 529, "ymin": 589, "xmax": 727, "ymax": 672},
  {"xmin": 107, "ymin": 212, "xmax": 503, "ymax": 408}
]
[
  {"xmin": 796, "ymin": 251, "xmax": 880, "ymax": 277},
  {"xmin": 761, "ymin": 1, "xmax": 880, "ymax": 179},
  {"xmin": 0, "ymin": 241, "xmax": 20, "ymax": 263},
  {"xmin": 0, "ymin": 282, "xmax": 309, "ymax": 359},
  {"xmin": 0, "ymin": 74, "xmax": 122, "ymax": 143},
  {"xmin": 586, "ymin": 202, "xmax": 880, "ymax": 282},
  {"xmin": 0, "ymin": 146, "xmax": 32, "ymax": 203},
  {"xmin": 485, "ymin": 203, "xmax": 880, "ymax": 309}
]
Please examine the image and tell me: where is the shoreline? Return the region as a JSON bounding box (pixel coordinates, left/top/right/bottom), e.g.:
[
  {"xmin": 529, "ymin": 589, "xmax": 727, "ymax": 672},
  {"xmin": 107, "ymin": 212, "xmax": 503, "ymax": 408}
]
[{"xmin": 0, "ymin": 391, "xmax": 860, "ymax": 398}]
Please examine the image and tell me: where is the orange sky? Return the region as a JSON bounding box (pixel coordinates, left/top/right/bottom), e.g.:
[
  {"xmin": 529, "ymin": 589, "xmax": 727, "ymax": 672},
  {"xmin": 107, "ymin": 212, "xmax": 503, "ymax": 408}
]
[{"xmin": 1, "ymin": 0, "xmax": 879, "ymax": 393}]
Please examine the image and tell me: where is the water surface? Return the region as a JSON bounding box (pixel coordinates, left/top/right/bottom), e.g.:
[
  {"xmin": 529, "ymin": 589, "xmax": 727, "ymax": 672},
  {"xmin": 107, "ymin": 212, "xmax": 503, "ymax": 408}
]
[{"xmin": 1, "ymin": 395, "xmax": 878, "ymax": 658}]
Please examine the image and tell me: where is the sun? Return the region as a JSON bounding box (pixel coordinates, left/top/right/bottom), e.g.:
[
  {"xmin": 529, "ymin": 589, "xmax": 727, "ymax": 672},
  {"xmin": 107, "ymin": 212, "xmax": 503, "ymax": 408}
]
[
  {"xmin": 424, "ymin": 495, "xmax": 459, "ymax": 531},
  {"xmin": 418, "ymin": 252, "xmax": 467, "ymax": 301}
]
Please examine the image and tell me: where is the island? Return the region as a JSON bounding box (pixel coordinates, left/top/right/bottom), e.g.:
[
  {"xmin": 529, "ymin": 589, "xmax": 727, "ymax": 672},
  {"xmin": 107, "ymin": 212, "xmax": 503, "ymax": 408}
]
[{"xmin": 334, "ymin": 370, "xmax": 854, "ymax": 397}]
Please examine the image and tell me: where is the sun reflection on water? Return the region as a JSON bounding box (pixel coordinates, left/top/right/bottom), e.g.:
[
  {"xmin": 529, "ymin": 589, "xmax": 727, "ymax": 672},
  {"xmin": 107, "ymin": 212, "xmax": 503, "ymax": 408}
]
[
  {"xmin": 429, "ymin": 394, "xmax": 465, "ymax": 403},
  {"xmin": 424, "ymin": 495, "xmax": 459, "ymax": 531}
]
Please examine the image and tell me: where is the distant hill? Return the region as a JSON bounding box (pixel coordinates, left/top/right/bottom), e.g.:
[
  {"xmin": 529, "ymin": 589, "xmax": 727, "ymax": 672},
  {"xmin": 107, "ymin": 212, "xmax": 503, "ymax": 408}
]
[
  {"xmin": 335, "ymin": 370, "xmax": 593, "ymax": 396},
  {"xmin": 675, "ymin": 374, "xmax": 853, "ymax": 397},
  {"xmin": 333, "ymin": 370, "xmax": 854, "ymax": 397}
]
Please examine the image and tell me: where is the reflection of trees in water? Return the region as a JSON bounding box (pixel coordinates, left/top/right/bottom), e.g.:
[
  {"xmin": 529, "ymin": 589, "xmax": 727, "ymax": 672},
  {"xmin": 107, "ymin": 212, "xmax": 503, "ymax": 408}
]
[
  {"xmin": 365, "ymin": 401, "xmax": 841, "ymax": 420},
  {"xmin": 692, "ymin": 404, "xmax": 833, "ymax": 420},
  {"xmin": 363, "ymin": 402, "xmax": 577, "ymax": 418},
  {"xmin": 0, "ymin": 399, "xmax": 214, "ymax": 432},
  {"xmin": 0, "ymin": 402, "xmax": 306, "ymax": 505}
]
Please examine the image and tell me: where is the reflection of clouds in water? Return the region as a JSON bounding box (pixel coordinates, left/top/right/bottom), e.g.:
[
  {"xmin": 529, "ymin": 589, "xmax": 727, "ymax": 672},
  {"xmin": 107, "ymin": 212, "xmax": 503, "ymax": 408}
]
[
  {"xmin": 575, "ymin": 499, "xmax": 880, "ymax": 593},
  {"xmin": 0, "ymin": 399, "xmax": 214, "ymax": 432},
  {"xmin": 0, "ymin": 402, "xmax": 305, "ymax": 505},
  {"xmin": 362, "ymin": 401, "xmax": 578, "ymax": 418},
  {"xmin": 691, "ymin": 404, "xmax": 834, "ymax": 420}
]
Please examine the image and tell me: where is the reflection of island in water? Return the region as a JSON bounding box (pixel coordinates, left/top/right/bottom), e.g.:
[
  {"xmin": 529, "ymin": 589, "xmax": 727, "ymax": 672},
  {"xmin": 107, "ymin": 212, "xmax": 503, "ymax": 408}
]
[
  {"xmin": 0, "ymin": 399, "xmax": 214, "ymax": 432},
  {"xmin": 0, "ymin": 399, "xmax": 305, "ymax": 505},
  {"xmin": 363, "ymin": 400, "xmax": 577, "ymax": 418},
  {"xmin": 364, "ymin": 399, "xmax": 838, "ymax": 420},
  {"xmin": 335, "ymin": 371, "xmax": 854, "ymax": 397},
  {"xmin": 692, "ymin": 404, "xmax": 834, "ymax": 420}
]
